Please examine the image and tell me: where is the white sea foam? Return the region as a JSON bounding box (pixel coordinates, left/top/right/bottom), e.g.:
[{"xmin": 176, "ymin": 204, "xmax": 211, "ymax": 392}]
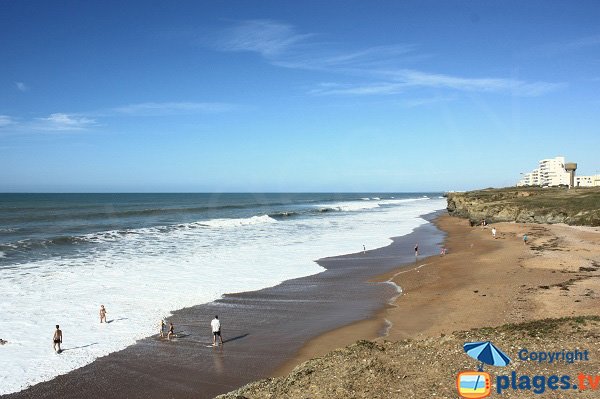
[
  {"xmin": 0, "ymin": 197, "xmax": 445, "ymax": 394},
  {"xmin": 0, "ymin": 251, "xmax": 5, "ymax": 258},
  {"xmin": 317, "ymin": 201, "xmax": 381, "ymax": 212},
  {"xmin": 196, "ymin": 214, "xmax": 277, "ymax": 228}
]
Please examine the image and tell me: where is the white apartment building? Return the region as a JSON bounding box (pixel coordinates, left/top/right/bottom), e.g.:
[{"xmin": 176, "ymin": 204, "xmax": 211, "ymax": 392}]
[
  {"xmin": 576, "ymin": 175, "xmax": 600, "ymax": 187},
  {"xmin": 517, "ymin": 169, "xmax": 540, "ymax": 186},
  {"xmin": 517, "ymin": 156, "xmax": 569, "ymax": 187},
  {"xmin": 538, "ymin": 157, "xmax": 570, "ymax": 186}
]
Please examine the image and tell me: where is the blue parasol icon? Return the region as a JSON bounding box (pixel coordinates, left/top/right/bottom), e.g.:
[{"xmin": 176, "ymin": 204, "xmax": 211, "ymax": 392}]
[{"xmin": 463, "ymin": 341, "xmax": 511, "ymax": 371}]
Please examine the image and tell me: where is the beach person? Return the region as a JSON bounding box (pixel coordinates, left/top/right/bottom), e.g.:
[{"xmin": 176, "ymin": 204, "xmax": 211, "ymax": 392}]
[
  {"xmin": 53, "ymin": 325, "xmax": 62, "ymax": 352},
  {"xmin": 211, "ymin": 315, "xmax": 223, "ymax": 346},
  {"xmin": 159, "ymin": 319, "xmax": 166, "ymax": 338},
  {"xmin": 99, "ymin": 305, "xmax": 107, "ymax": 323},
  {"xmin": 492, "ymin": 227, "xmax": 497, "ymax": 239},
  {"xmin": 167, "ymin": 322, "xmax": 175, "ymax": 340},
  {"xmin": 440, "ymin": 247, "xmax": 447, "ymax": 256},
  {"xmin": 523, "ymin": 234, "xmax": 528, "ymax": 245},
  {"xmin": 414, "ymin": 244, "xmax": 419, "ymax": 257},
  {"xmin": 363, "ymin": 245, "xmax": 366, "ymax": 254}
]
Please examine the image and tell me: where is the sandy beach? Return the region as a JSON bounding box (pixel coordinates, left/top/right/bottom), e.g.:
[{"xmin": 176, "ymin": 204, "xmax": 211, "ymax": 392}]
[
  {"xmin": 221, "ymin": 213, "xmax": 600, "ymax": 398},
  {"xmin": 275, "ymin": 214, "xmax": 600, "ymax": 376}
]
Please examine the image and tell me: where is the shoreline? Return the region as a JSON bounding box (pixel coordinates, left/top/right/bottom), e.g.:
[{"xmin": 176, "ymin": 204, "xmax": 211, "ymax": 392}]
[
  {"xmin": 2, "ymin": 211, "xmax": 445, "ymax": 399},
  {"xmin": 272, "ymin": 212, "xmax": 600, "ymax": 379}
]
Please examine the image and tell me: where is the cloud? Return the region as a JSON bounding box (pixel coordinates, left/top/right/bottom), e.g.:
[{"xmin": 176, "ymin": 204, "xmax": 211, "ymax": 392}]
[
  {"xmin": 388, "ymin": 69, "xmax": 565, "ymax": 96},
  {"xmin": 310, "ymin": 82, "xmax": 407, "ymax": 96},
  {"xmin": 0, "ymin": 113, "xmax": 96, "ymax": 135},
  {"xmin": 215, "ymin": 20, "xmax": 313, "ymax": 58},
  {"xmin": 312, "ymin": 70, "xmax": 565, "ymax": 97},
  {"xmin": 15, "ymin": 82, "xmax": 28, "ymax": 92},
  {"xmin": 213, "ymin": 20, "xmax": 564, "ymax": 98},
  {"xmin": 0, "ymin": 115, "xmax": 16, "ymax": 127},
  {"xmin": 213, "ymin": 21, "xmax": 423, "ymax": 72},
  {"xmin": 32, "ymin": 113, "xmax": 97, "ymax": 131},
  {"xmin": 0, "ymin": 101, "xmax": 237, "ymax": 135},
  {"xmin": 112, "ymin": 102, "xmax": 236, "ymax": 116}
]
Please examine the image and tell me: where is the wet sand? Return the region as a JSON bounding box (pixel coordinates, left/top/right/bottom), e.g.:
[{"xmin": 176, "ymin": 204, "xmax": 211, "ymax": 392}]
[{"xmin": 3, "ymin": 213, "xmax": 444, "ymax": 399}]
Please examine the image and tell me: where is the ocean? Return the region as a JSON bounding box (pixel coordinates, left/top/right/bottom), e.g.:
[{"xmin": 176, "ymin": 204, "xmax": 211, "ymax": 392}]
[{"xmin": 0, "ymin": 193, "xmax": 445, "ymax": 394}]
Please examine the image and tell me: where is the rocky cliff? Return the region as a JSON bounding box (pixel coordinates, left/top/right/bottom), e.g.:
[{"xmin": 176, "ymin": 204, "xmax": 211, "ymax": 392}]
[{"xmin": 446, "ymin": 187, "xmax": 600, "ymax": 226}]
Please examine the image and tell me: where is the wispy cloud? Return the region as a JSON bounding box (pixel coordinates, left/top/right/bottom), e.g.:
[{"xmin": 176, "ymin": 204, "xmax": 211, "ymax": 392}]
[
  {"xmin": 389, "ymin": 69, "xmax": 564, "ymax": 96},
  {"xmin": 215, "ymin": 19, "xmax": 313, "ymax": 58},
  {"xmin": 32, "ymin": 113, "xmax": 97, "ymax": 131},
  {"xmin": 0, "ymin": 101, "xmax": 237, "ymax": 135},
  {"xmin": 310, "ymin": 82, "xmax": 407, "ymax": 96},
  {"xmin": 212, "ymin": 20, "xmax": 565, "ymax": 98},
  {"xmin": 0, "ymin": 113, "xmax": 96, "ymax": 135},
  {"xmin": 0, "ymin": 115, "xmax": 16, "ymax": 127},
  {"xmin": 112, "ymin": 102, "xmax": 236, "ymax": 116},
  {"xmin": 311, "ymin": 70, "xmax": 565, "ymax": 97},
  {"xmin": 15, "ymin": 82, "xmax": 28, "ymax": 92}
]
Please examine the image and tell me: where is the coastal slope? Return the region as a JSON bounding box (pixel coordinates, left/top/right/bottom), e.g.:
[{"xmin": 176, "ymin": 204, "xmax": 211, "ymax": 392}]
[
  {"xmin": 218, "ymin": 317, "xmax": 600, "ymax": 399},
  {"xmin": 446, "ymin": 187, "xmax": 600, "ymax": 226}
]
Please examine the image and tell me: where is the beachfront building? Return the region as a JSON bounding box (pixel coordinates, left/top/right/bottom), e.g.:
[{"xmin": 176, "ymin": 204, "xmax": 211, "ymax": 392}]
[
  {"xmin": 538, "ymin": 157, "xmax": 570, "ymax": 187},
  {"xmin": 576, "ymin": 175, "xmax": 600, "ymax": 187},
  {"xmin": 517, "ymin": 169, "xmax": 540, "ymax": 187},
  {"xmin": 517, "ymin": 156, "xmax": 569, "ymax": 187}
]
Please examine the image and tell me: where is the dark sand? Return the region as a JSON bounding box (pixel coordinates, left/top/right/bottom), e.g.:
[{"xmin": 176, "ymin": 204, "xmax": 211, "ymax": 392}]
[{"xmin": 3, "ymin": 213, "xmax": 444, "ymax": 399}]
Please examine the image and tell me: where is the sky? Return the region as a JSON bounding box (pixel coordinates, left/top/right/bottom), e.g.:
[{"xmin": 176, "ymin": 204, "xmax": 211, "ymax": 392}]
[{"xmin": 1, "ymin": 0, "xmax": 599, "ymax": 192}]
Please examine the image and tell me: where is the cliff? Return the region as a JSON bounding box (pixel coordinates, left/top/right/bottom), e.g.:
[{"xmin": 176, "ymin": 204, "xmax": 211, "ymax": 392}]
[{"xmin": 446, "ymin": 187, "xmax": 600, "ymax": 226}]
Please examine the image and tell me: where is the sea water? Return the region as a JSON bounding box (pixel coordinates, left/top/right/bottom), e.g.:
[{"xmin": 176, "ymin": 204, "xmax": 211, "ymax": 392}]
[{"xmin": 0, "ymin": 193, "xmax": 445, "ymax": 394}]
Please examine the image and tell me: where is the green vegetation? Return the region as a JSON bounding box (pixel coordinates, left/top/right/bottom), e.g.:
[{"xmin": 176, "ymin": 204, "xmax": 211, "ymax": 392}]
[{"xmin": 447, "ymin": 187, "xmax": 600, "ymax": 226}]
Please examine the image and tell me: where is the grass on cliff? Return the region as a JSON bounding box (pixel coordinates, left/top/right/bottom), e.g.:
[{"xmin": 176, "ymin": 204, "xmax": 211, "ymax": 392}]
[{"xmin": 454, "ymin": 186, "xmax": 600, "ymax": 225}]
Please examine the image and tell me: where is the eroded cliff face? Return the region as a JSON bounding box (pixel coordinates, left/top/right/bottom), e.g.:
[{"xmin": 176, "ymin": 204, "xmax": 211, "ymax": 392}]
[{"xmin": 446, "ymin": 187, "xmax": 600, "ymax": 226}]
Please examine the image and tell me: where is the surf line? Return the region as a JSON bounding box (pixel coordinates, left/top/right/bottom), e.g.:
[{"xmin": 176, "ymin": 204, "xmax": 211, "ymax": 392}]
[{"xmin": 381, "ymin": 262, "xmax": 430, "ymax": 337}]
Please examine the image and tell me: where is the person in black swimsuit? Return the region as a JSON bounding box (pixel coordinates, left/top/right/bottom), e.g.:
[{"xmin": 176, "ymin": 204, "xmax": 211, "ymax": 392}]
[
  {"xmin": 53, "ymin": 325, "xmax": 62, "ymax": 352},
  {"xmin": 167, "ymin": 322, "xmax": 176, "ymax": 340}
]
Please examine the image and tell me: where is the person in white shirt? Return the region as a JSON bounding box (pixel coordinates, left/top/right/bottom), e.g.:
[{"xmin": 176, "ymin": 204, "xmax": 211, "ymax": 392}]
[{"xmin": 211, "ymin": 315, "xmax": 223, "ymax": 346}]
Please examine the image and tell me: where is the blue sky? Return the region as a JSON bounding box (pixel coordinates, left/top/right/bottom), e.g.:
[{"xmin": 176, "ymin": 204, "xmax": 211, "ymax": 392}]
[{"xmin": 1, "ymin": 0, "xmax": 599, "ymax": 192}]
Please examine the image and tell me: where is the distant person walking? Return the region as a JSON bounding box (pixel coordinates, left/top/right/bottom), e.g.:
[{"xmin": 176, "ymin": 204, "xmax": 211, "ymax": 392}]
[
  {"xmin": 492, "ymin": 227, "xmax": 497, "ymax": 239},
  {"xmin": 159, "ymin": 319, "xmax": 166, "ymax": 338},
  {"xmin": 414, "ymin": 244, "xmax": 419, "ymax": 257},
  {"xmin": 167, "ymin": 322, "xmax": 175, "ymax": 340},
  {"xmin": 99, "ymin": 305, "xmax": 107, "ymax": 323},
  {"xmin": 211, "ymin": 315, "xmax": 223, "ymax": 346},
  {"xmin": 523, "ymin": 234, "xmax": 528, "ymax": 245},
  {"xmin": 363, "ymin": 245, "xmax": 366, "ymax": 254},
  {"xmin": 53, "ymin": 325, "xmax": 62, "ymax": 353}
]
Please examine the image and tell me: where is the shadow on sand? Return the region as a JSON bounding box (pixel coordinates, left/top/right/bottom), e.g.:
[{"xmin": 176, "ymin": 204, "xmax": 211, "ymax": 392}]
[
  {"xmin": 61, "ymin": 342, "xmax": 98, "ymax": 352},
  {"xmin": 223, "ymin": 333, "xmax": 249, "ymax": 344},
  {"xmin": 106, "ymin": 318, "xmax": 128, "ymax": 324}
]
